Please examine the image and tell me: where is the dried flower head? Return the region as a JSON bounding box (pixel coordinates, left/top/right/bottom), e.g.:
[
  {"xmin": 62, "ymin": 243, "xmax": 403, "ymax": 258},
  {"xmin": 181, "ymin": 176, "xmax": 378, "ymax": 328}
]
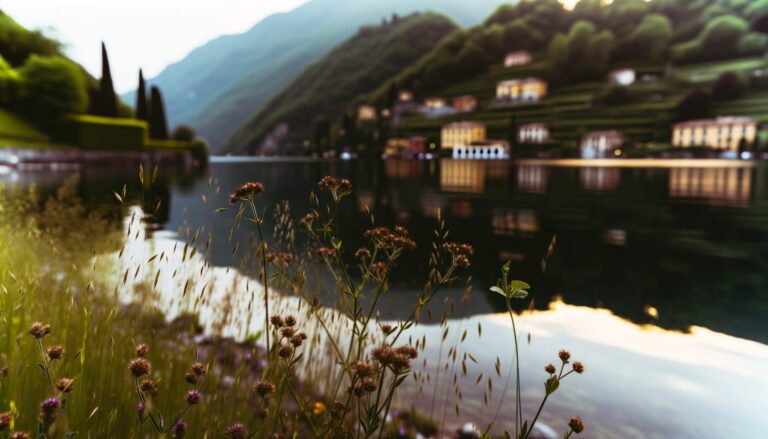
[
  {"xmin": 270, "ymin": 315, "xmax": 284, "ymax": 328},
  {"xmin": 545, "ymin": 363, "xmax": 557, "ymax": 375},
  {"xmin": 364, "ymin": 226, "xmax": 416, "ymax": 251},
  {"xmin": 255, "ymin": 379, "xmax": 275, "ymax": 397},
  {"xmin": 191, "ymin": 362, "xmax": 207, "ymax": 376},
  {"xmin": 572, "ymin": 362, "xmax": 584, "ymax": 374},
  {"xmin": 316, "ymin": 247, "xmax": 337, "ymax": 258},
  {"xmin": 128, "ymin": 358, "xmax": 152, "ymax": 377},
  {"xmin": 229, "ymin": 181, "xmax": 265, "ymax": 203},
  {"xmin": 173, "ymin": 420, "xmax": 187, "ymax": 439},
  {"xmin": 47, "ymin": 345, "xmax": 65, "ymax": 361},
  {"xmin": 39, "ymin": 397, "xmax": 60, "ymax": 422},
  {"xmin": 558, "ymin": 349, "xmax": 571, "ymax": 363},
  {"xmin": 278, "ymin": 345, "xmax": 294, "ymax": 358},
  {"xmin": 354, "ymin": 247, "xmax": 372, "ymax": 260},
  {"xmin": 10, "ymin": 432, "xmax": 30, "ymax": 439},
  {"xmin": 290, "ymin": 334, "xmax": 305, "ymax": 347},
  {"xmin": 299, "ymin": 210, "xmax": 320, "ymax": 227},
  {"xmin": 0, "ymin": 411, "xmax": 12, "ymax": 430},
  {"xmin": 284, "ymin": 315, "xmax": 297, "ymax": 327},
  {"xmin": 28, "ymin": 322, "xmax": 51, "ymax": 339},
  {"xmin": 185, "ymin": 372, "xmax": 199, "ymax": 385},
  {"xmin": 186, "ymin": 390, "xmax": 202, "ymax": 406},
  {"xmin": 568, "ymin": 416, "xmax": 584, "ymax": 434},
  {"xmin": 225, "ymin": 423, "xmax": 248, "ymax": 439},
  {"xmin": 354, "ymin": 362, "xmax": 374, "ymax": 378},
  {"xmin": 136, "ymin": 344, "xmax": 149, "ymax": 358},
  {"xmin": 55, "ymin": 378, "xmax": 74, "ymax": 393},
  {"xmin": 281, "ymin": 327, "xmax": 296, "ymax": 339},
  {"xmin": 318, "ymin": 176, "xmax": 352, "ymax": 192},
  {"xmin": 380, "ymin": 324, "xmax": 394, "ymax": 335},
  {"xmin": 140, "ymin": 379, "xmax": 159, "ymax": 397}
]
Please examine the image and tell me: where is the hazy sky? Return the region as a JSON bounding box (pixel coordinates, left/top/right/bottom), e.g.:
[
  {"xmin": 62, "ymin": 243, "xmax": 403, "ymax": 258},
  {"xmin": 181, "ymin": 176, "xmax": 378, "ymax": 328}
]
[{"xmin": 4, "ymin": 0, "xmax": 307, "ymax": 93}]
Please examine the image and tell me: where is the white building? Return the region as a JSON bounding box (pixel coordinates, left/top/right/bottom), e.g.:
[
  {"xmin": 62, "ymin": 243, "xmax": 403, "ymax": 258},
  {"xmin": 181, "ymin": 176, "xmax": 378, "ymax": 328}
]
[
  {"xmin": 581, "ymin": 130, "xmax": 625, "ymax": 158},
  {"xmin": 518, "ymin": 123, "xmax": 549, "ymax": 144}
]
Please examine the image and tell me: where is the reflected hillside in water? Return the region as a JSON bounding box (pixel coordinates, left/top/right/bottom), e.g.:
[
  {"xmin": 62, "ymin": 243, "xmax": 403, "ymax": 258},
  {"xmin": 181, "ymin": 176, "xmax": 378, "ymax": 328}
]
[{"xmin": 3, "ymin": 158, "xmax": 767, "ymax": 344}]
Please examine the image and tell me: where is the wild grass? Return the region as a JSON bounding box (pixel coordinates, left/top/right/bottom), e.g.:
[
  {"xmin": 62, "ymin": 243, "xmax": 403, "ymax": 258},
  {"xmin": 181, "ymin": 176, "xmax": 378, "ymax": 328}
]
[{"xmin": 0, "ymin": 170, "xmax": 587, "ymax": 438}]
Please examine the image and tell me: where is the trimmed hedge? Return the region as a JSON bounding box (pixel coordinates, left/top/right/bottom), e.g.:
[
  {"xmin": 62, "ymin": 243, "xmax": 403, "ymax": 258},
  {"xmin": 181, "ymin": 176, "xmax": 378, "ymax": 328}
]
[
  {"xmin": 0, "ymin": 108, "xmax": 49, "ymax": 144},
  {"xmin": 56, "ymin": 114, "xmax": 147, "ymax": 150}
]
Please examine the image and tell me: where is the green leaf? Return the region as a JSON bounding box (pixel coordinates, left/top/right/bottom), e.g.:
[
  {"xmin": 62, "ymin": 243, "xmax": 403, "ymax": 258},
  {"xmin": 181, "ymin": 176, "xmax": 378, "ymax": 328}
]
[
  {"xmin": 509, "ymin": 280, "xmax": 530, "ymax": 290},
  {"xmin": 490, "ymin": 285, "xmax": 506, "ymax": 297}
]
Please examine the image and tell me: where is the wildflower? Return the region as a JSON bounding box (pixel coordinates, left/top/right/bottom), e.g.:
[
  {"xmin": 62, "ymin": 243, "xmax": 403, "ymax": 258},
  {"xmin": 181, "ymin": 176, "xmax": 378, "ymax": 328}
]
[
  {"xmin": 354, "ymin": 248, "xmax": 371, "ymax": 259},
  {"xmin": 354, "ymin": 362, "xmax": 373, "ymax": 378},
  {"xmin": 229, "ymin": 181, "xmax": 265, "ymax": 203},
  {"xmin": 136, "ymin": 344, "xmax": 149, "ymax": 358},
  {"xmin": 572, "ymin": 362, "xmax": 584, "ymax": 374},
  {"xmin": 173, "ymin": 420, "xmax": 187, "ymax": 439},
  {"xmin": 281, "ymin": 327, "xmax": 295, "ymax": 339},
  {"xmin": 284, "ymin": 315, "xmax": 297, "ymax": 327},
  {"xmin": 330, "ymin": 401, "xmax": 345, "ymax": 419},
  {"xmin": 39, "ymin": 397, "xmax": 60, "ymax": 422},
  {"xmin": 10, "ymin": 432, "xmax": 30, "ymax": 439},
  {"xmin": 55, "ymin": 378, "xmax": 74, "ymax": 393},
  {"xmin": 299, "ymin": 210, "xmax": 319, "ymax": 227},
  {"xmin": 137, "ymin": 402, "xmax": 145, "ymax": 415},
  {"xmin": 185, "ymin": 372, "xmax": 198, "ymax": 385},
  {"xmin": 224, "ymin": 423, "xmax": 248, "ymax": 439},
  {"xmin": 0, "ymin": 411, "xmax": 12, "ymax": 429},
  {"xmin": 255, "ymin": 379, "xmax": 275, "ymax": 397},
  {"xmin": 380, "ymin": 323, "xmax": 394, "ymax": 335},
  {"xmin": 441, "ymin": 242, "xmax": 474, "ymax": 256},
  {"xmin": 558, "ymin": 349, "xmax": 571, "ymax": 363},
  {"xmin": 372, "ymin": 345, "xmax": 396, "ymax": 366},
  {"xmin": 290, "ymin": 334, "xmax": 305, "ymax": 347},
  {"xmin": 140, "ymin": 379, "xmax": 159, "ymax": 397},
  {"xmin": 545, "ymin": 364, "xmax": 557, "ymax": 375},
  {"xmin": 278, "ymin": 345, "xmax": 294, "ymax": 358},
  {"xmin": 318, "ymin": 176, "xmax": 352, "ymax": 192},
  {"xmin": 191, "ymin": 362, "xmax": 208, "ymax": 377},
  {"xmin": 270, "ymin": 315, "xmax": 284, "ymax": 328},
  {"xmin": 266, "ymin": 251, "xmax": 294, "ymax": 264},
  {"xmin": 186, "ymin": 390, "xmax": 202, "ymax": 405},
  {"xmin": 313, "ymin": 401, "xmax": 326, "ymax": 415},
  {"xmin": 47, "ymin": 345, "xmax": 64, "ymax": 361},
  {"xmin": 361, "ymin": 377, "xmax": 377, "ymax": 392},
  {"xmin": 568, "ymin": 416, "xmax": 584, "ymax": 434},
  {"xmin": 316, "ymin": 247, "xmax": 337, "ymax": 258},
  {"xmin": 28, "ymin": 322, "xmax": 51, "ymax": 339},
  {"xmin": 128, "ymin": 358, "xmax": 152, "ymax": 377},
  {"xmin": 455, "ymin": 254, "xmax": 471, "ymax": 268}
]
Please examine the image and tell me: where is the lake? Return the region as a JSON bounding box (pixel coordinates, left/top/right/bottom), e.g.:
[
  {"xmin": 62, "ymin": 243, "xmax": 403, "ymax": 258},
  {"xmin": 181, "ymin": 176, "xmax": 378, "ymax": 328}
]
[{"xmin": 2, "ymin": 157, "xmax": 766, "ymax": 438}]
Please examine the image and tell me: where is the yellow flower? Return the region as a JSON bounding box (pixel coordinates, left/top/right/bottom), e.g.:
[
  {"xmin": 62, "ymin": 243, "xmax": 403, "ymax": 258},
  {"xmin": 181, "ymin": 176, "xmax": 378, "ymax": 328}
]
[{"xmin": 312, "ymin": 401, "xmax": 326, "ymax": 415}]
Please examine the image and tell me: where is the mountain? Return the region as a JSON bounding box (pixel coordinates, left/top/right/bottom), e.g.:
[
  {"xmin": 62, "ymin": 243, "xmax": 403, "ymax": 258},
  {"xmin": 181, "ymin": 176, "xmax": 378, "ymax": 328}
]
[
  {"xmin": 124, "ymin": 0, "xmax": 513, "ymax": 150},
  {"xmin": 220, "ymin": 12, "xmax": 457, "ymax": 154}
]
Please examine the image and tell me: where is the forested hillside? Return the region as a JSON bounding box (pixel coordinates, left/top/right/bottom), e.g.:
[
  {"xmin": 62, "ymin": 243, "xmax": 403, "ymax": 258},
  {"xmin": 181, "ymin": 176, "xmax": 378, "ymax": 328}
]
[
  {"xmin": 220, "ymin": 12, "xmax": 457, "ymax": 154},
  {"xmin": 126, "ymin": 0, "xmax": 512, "ymax": 149}
]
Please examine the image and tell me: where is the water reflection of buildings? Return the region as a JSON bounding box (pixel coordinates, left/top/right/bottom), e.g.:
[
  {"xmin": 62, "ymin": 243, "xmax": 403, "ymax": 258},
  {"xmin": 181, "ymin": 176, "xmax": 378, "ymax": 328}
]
[
  {"xmin": 439, "ymin": 159, "xmax": 485, "ymax": 193},
  {"xmin": 669, "ymin": 166, "xmax": 752, "ymax": 206},
  {"xmin": 579, "ymin": 167, "xmax": 621, "ymax": 192},
  {"xmin": 384, "ymin": 159, "xmax": 424, "ymax": 179},
  {"xmin": 517, "ymin": 165, "xmax": 549, "ymax": 193},
  {"xmin": 491, "ymin": 208, "xmax": 539, "ymax": 236}
]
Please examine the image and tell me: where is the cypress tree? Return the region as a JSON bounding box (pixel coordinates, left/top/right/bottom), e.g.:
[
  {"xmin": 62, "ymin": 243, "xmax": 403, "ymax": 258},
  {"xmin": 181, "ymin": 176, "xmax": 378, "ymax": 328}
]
[
  {"xmin": 149, "ymin": 86, "xmax": 169, "ymax": 139},
  {"xmin": 97, "ymin": 42, "xmax": 118, "ymax": 117},
  {"xmin": 136, "ymin": 69, "xmax": 148, "ymax": 121}
]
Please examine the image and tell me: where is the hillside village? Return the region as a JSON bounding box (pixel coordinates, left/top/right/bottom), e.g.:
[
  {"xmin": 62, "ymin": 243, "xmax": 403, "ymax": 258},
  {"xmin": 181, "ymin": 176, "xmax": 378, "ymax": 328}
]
[{"xmin": 378, "ymin": 49, "xmax": 762, "ymax": 160}]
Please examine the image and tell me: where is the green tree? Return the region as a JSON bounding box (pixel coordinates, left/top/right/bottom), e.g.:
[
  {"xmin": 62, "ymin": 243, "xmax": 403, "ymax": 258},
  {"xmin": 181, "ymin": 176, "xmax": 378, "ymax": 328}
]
[
  {"xmin": 17, "ymin": 55, "xmax": 88, "ymax": 120},
  {"xmin": 93, "ymin": 42, "xmax": 118, "ymax": 117},
  {"xmin": 698, "ymin": 15, "xmax": 749, "ymax": 57},
  {"xmin": 149, "ymin": 86, "xmax": 169, "ymax": 139},
  {"xmin": 618, "ymin": 14, "xmax": 673, "ymax": 63},
  {"xmin": 547, "ymin": 33, "xmax": 569, "ymax": 72},
  {"xmin": 136, "ymin": 69, "xmax": 149, "ymax": 121},
  {"xmin": 583, "ymin": 30, "xmax": 615, "ymax": 78},
  {"xmin": 738, "ymin": 32, "xmax": 768, "ymax": 55},
  {"xmin": 711, "ymin": 72, "xmax": 745, "ymax": 101},
  {"xmin": 0, "ymin": 54, "xmax": 19, "ymax": 105}
]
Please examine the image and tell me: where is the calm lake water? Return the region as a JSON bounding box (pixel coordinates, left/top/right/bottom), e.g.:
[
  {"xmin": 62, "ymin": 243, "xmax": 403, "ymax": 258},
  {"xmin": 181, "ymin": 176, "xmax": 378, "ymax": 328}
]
[{"xmin": 2, "ymin": 157, "xmax": 767, "ymax": 438}]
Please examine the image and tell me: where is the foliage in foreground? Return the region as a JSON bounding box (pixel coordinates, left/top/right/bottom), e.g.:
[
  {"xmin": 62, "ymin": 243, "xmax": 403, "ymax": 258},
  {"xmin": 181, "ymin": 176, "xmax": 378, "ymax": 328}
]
[{"xmin": 0, "ymin": 173, "xmax": 587, "ymax": 438}]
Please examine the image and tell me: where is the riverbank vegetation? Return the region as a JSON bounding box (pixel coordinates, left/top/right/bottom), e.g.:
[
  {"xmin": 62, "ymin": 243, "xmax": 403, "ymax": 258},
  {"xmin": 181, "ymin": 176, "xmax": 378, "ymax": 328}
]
[
  {"xmin": 0, "ymin": 172, "xmax": 586, "ymax": 437},
  {"xmin": 0, "ymin": 10, "xmax": 206, "ymax": 155}
]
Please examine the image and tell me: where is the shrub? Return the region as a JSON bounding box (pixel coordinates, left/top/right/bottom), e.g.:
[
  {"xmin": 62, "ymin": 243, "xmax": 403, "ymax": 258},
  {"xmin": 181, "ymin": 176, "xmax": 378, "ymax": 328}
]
[
  {"xmin": 675, "ymin": 89, "xmax": 711, "ymax": 121},
  {"xmin": 17, "ymin": 55, "xmax": 88, "ymax": 120},
  {"xmin": 0, "ymin": 54, "xmax": 19, "ymax": 105},
  {"xmin": 172, "ymin": 124, "xmax": 196, "ymax": 142}
]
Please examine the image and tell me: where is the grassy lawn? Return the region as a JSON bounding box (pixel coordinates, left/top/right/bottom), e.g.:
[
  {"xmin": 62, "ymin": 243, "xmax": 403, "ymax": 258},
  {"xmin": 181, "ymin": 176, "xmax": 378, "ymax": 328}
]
[{"xmin": 0, "ymin": 108, "xmax": 50, "ymax": 147}]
